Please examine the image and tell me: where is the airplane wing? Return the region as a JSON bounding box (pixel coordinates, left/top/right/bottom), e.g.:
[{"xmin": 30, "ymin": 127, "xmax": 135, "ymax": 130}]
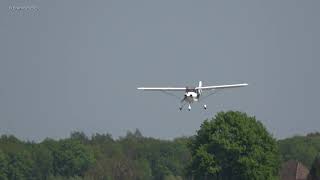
[
  {"xmin": 137, "ymin": 87, "xmax": 186, "ymax": 91},
  {"xmin": 196, "ymin": 83, "xmax": 248, "ymax": 91}
]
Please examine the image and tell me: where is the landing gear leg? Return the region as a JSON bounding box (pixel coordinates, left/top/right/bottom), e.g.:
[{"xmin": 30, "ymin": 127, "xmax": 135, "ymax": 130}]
[
  {"xmin": 188, "ymin": 104, "xmax": 191, "ymax": 111},
  {"xmin": 179, "ymin": 103, "xmax": 186, "ymax": 111}
]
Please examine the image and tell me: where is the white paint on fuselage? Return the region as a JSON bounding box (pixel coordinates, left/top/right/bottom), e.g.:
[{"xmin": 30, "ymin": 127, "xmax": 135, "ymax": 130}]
[{"xmin": 185, "ymin": 91, "xmax": 199, "ymax": 103}]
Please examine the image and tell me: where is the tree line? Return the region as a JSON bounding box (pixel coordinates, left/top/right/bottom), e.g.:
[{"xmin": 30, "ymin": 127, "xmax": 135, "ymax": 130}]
[
  {"xmin": 1, "ymin": 111, "xmax": 320, "ymax": 180},
  {"xmin": 0, "ymin": 129, "xmax": 191, "ymax": 180}
]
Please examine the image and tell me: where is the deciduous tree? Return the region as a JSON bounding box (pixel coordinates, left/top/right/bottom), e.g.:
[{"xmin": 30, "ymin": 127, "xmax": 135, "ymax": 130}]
[{"xmin": 188, "ymin": 111, "xmax": 280, "ymax": 180}]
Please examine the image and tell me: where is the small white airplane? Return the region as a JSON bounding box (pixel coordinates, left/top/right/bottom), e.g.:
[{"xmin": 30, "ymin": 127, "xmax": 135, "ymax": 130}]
[{"xmin": 137, "ymin": 81, "xmax": 248, "ymax": 111}]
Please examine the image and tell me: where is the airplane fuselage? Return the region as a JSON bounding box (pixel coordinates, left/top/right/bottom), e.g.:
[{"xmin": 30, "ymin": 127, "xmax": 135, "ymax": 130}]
[{"xmin": 184, "ymin": 89, "xmax": 200, "ymax": 103}]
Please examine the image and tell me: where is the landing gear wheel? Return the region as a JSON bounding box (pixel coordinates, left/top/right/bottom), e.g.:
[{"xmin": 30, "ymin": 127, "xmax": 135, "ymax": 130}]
[
  {"xmin": 203, "ymin": 104, "xmax": 207, "ymax": 110},
  {"xmin": 188, "ymin": 105, "xmax": 191, "ymax": 111}
]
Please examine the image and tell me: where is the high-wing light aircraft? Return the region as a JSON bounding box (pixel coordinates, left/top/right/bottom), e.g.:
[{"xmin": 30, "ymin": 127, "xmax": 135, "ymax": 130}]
[{"xmin": 137, "ymin": 81, "xmax": 248, "ymax": 111}]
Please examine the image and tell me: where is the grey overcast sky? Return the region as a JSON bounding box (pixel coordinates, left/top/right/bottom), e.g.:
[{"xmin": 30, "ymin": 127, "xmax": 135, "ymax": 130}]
[{"xmin": 0, "ymin": 0, "xmax": 319, "ymax": 141}]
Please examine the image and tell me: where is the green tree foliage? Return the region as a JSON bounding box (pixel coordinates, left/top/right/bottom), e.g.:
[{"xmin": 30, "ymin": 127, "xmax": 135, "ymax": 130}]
[
  {"xmin": 30, "ymin": 144, "xmax": 54, "ymax": 179},
  {"xmin": 84, "ymin": 130, "xmax": 190, "ymax": 180},
  {"xmin": 0, "ymin": 135, "xmax": 96, "ymax": 180},
  {"xmin": 0, "ymin": 150, "xmax": 8, "ymax": 180},
  {"xmin": 7, "ymin": 150, "xmax": 35, "ymax": 180},
  {"xmin": 0, "ymin": 135, "xmax": 24, "ymax": 154},
  {"xmin": 308, "ymin": 154, "xmax": 320, "ymax": 180},
  {"xmin": 0, "ymin": 111, "xmax": 291, "ymax": 180},
  {"xmin": 70, "ymin": 132, "xmax": 89, "ymax": 144},
  {"xmin": 50, "ymin": 139, "xmax": 95, "ymax": 177},
  {"xmin": 278, "ymin": 133, "xmax": 320, "ymax": 168},
  {"xmin": 188, "ymin": 111, "xmax": 280, "ymax": 180}
]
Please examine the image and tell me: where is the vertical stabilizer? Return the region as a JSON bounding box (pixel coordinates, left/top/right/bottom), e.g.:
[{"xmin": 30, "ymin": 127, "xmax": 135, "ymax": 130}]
[{"xmin": 198, "ymin": 81, "xmax": 203, "ymax": 95}]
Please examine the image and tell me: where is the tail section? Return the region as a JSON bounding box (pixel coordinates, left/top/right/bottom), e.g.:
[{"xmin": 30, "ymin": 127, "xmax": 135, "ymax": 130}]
[{"xmin": 198, "ymin": 81, "xmax": 203, "ymax": 95}]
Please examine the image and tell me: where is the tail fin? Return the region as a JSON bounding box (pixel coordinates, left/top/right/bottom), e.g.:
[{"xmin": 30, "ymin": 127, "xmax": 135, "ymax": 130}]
[{"xmin": 198, "ymin": 81, "xmax": 203, "ymax": 95}]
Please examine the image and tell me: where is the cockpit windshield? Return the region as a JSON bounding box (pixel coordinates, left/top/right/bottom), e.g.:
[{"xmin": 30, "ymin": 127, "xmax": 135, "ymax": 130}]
[{"xmin": 185, "ymin": 87, "xmax": 197, "ymax": 92}]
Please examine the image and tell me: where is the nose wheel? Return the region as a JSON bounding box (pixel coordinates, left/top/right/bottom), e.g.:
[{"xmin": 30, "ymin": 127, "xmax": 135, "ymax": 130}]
[
  {"xmin": 188, "ymin": 104, "xmax": 191, "ymax": 111},
  {"xmin": 203, "ymin": 104, "xmax": 207, "ymax": 110}
]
